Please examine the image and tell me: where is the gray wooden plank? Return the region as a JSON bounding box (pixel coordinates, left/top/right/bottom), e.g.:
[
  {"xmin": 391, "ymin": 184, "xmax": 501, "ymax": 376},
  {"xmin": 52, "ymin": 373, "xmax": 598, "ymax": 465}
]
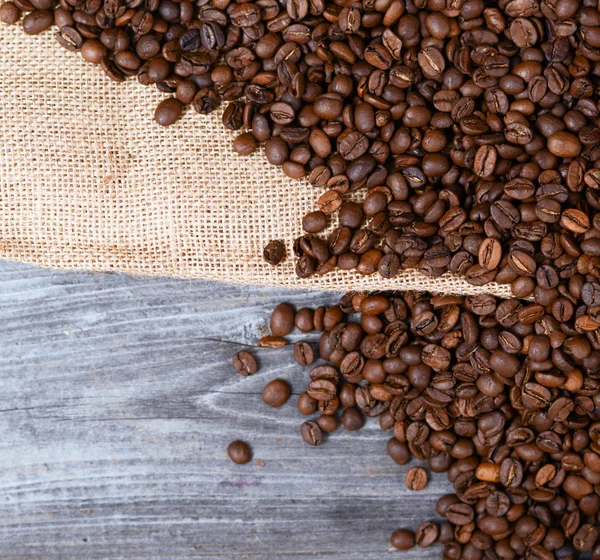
[{"xmin": 0, "ymin": 261, "xmax": 450, "ymax": 559}]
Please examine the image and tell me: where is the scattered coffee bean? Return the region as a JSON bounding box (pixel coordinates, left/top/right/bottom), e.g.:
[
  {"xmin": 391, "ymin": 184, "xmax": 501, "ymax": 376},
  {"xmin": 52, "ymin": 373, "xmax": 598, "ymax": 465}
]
[
  {"xmin": 232, "ymin": 290, "xmax": 600, "ymax": 554},
  {"xmin": 257, "ymin": 336, "xmax": 287, "ymax": 349},
  {"xmin": 263, "ymin": 240, "xmax": 286, "ymax": 266},
  {"xmin": 391, "ymin": 529, "xmax": 415, "ymax": 551},
  {"xmin": 300, "ymin": 421, "xmax": 322, "ymax": 446},
  {"xmin": 227, "ymin": 440, "xmax": 251, "ymax": 465},
  {"xmin": 232, "ymin": 350, "xmax": 257, "ymax": 376},
  {"xmin": 293, "ymin": 341, "xmax": 314, "ymax": 366},
  {"xmin": 270, "ymin": 302, "xmax": 295, "ymax": 337},
  {"xmin": 262, "ymin": 379, "xmax": 291, "ymax": 408},
  {"xmin": 406, "ymin": 467, "xmax": 428, "ymax": 491}
]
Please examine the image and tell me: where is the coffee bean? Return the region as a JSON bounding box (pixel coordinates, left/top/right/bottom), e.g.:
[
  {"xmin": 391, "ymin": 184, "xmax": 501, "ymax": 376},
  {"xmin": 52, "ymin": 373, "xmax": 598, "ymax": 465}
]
[
  {"xmin": 258, "ymin": 336, "xmax": 288, "ymax": 349},
  {"xmin": 0, "ymin": 2, "xmax": 21, "ymax": 24},
  {"xmin": 154, "ymin": 98, "xmax": 183, "ymax": 126},
  {"xmin": 406, "ymin": 466, "xmax": 428, "ymax": 491},
  {"xmin": 232, "ymin": 350, "xmax": 258, "ymax": 376},
  {"xmin": 300, "ymin": 421, "xmax": 322, "ymax": 446},
  {"xmin": 227, "ymin": 440, "xmax": 251, "ymax": 464},
  {"xmin": 547, "ymin": 131, "xmax": 581, "ymax": 157},
  {"xmin": 445, "ymin": 503, "xmax": 474, "ymax": 525},
  {"xmin": 270, "ymin": 302, "xmax": 295, "ymax": 336},
  {"xmin": 391, "ymin": 529, "xmax": 415, "ymax": 550},
  {"xmin": 263, "ymin": 240, "xmax": 286, "ymax": 265},
  {"xmin": 233, "ymin": 132, "xmax": 257, "ymax": 156},
  {"xmin": 415, "ymin": 521, "xmax": 439, "ymax": 548},
  {"xmin": 473, "ymin": 145, "xmax": 497, "ymax": 177},
  {"xmin": 302, "ymin": 211, "xmax": 327, "ymax": 234},
  {"xmin": 22, "ymin": 8, "xmax": 52, "ymax": 33},
  {"xmin": 418, "ymin": 47, "xmax": 445, "ymax": 77},
  {"xmin": 262, "ymin": 379, "xmax": 291, "ymax": 408},
  {"xmin": 297, "ymin": 391, "xmax": 317, "ymax": 415},
  {"xmin": 560, "ymin": 209, "xmax": 590, "ymax": 234},
  {"xmin": 341, "ymin": 407, "xmax": 364, "ymax": 431},
  {"xmin": 293, "ymin": 341, "xmax": 314, "ymax": 366},
  {"xmin": 478, "ymin": 238, "xmax": 502, "ymax": 270}
]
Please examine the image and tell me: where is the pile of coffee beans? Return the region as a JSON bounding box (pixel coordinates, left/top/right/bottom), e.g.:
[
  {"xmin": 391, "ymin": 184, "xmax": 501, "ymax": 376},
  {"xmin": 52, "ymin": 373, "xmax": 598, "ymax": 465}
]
[
  {"xmin": 234, "ymin": 292, "xmax": 600, "ymax": 557},
  {"xmin": 3, "ymin": 0, "xmax": 600, "ymax": 318}
]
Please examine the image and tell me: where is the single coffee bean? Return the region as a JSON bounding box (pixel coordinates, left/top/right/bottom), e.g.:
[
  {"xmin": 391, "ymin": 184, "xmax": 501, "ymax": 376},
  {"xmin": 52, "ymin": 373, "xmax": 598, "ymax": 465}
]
[
  {"xmin": 297, "ymin": 391, "xmax": 317, "ymax": 415},
  {"xmin": 154, "ymin": 98, "xmax": 183, "ymax": 127},
  {"xmin": 293, "ymin": 341, "xmax": 315, "ymax": 366},
  {"xmin": 233, "ymin": 132, "xmax": 257, "ymax": 156},
  {"xmin": 341, "ymin": 407, "xmax": 364, "ymax": 431},
  {"xmin": 270, "ymin": 302, "xmax": 295, "ymax": 336},
  {"xmin": 263, "ymin": 240, "xmax": 286, "ymax": 265},
  {"xmin": 262, "ymin": 379, "xmax": 291, "ymax": 408},
  {"xmin": 415, "ymin": 521, "xmax": 439, "ymax": 548},
  {"xmin": 391, "ymin": 529, "xmax": 415, "ymax": 550},
  {"xmin": 406, "ymin": 466, "xmax": 428, "ymax": 490},
  {"xmin": 478, "ymin": 238, "xmax": 502, "ymax": 270},
  {"xmin": 258, "ymin": 336, "xmax": 288, "ymax": 349},
  {"xmin": 227, "ymin": 440, "xmax": 251, "ymax": 464},
  {"xmin": 22, "ymin": 8, "xmax": 52, "ymax": 33},
  {"xmin": 0, "ymin": 2, "xmax": 21, "ymax": 23},
  {"xmin": 232, "ymin": 350, "xmax": 258, "ymax": 376},
  {"xmin": 547, "ymin": 131, "xmax": 581, "ymax": 157},
  {"xmin": 300, "ymin": 421, "xmax": 323, "ymax": 446}
]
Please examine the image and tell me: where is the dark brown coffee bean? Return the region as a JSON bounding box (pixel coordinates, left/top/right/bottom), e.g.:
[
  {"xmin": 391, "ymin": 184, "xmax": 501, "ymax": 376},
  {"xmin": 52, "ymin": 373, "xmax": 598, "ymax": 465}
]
[
  {"xmin": 391, "ymin": 529, "xmax": 415, "ymax": 550},
  {"xmin": 154, "ymin": 98, "xmax": 183, "ymax": 126},
  {"xmin": 263, "ymin": 240, "xmax": 286, "ymax": 265},
  {"xmin": 473, "ymin": 145, "xmax": 497, "ymax": 177},
  {"xmin": 300, "ymin": 421, "xmax": 322, "ymax": 446},
  {"xmin": 270, "ymin": 303, "xmax": 295, "ymax": 337},
  {"xmin": 341, "ymin": 407, "xmax": 364, "ymax": 431},
  {"xmin": 227, "ymin": 440, "xmax": 251, "ymax": 464},
  {"xmin": 262, "ymin": 379, "xmax": 291, "ymax": 408},
  {"xmin": 22, "ymin": 8, "xmax": 52, "ymax": 33},
  {"xmin": 547, "ymin": 131, "xmax": 581, "ymax": 157},
  {"xmin": 0, "ymin": 2, "xmax": 21, "ymax": 23},
  {"xmin": 297, "ymin": 391, "xmax": 317, "ymax": 415},
  {"xmin": 233, "ymin": 350, "xmax": 258, "ymax": 376},
  {"xmin": 415, "ymin": 521, "xmax": 439, "ymax": 548},
  {"xmin": 293, "ymin": 341, "xmax": 314, "ymax": 366}
]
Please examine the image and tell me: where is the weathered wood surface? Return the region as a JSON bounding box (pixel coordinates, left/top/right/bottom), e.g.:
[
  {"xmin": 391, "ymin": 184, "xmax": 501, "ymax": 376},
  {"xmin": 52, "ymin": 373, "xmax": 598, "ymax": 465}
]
[{"xmin": 0, "ymin": 261, "xmax": 451, "ymax": 559}]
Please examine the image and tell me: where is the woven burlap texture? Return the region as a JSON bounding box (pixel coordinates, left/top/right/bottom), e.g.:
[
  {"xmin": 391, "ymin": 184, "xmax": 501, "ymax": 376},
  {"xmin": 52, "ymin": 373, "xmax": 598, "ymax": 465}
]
[{"xmin": 0, "ymin": 25, "xmax": 513, "ymax": 296}]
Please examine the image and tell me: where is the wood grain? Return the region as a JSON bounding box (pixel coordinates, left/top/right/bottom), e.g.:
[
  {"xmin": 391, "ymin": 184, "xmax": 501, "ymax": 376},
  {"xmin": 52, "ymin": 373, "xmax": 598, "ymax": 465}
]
[{"xmin": 0, "ymin": 261, "xmax": 450, "ymax": 559}]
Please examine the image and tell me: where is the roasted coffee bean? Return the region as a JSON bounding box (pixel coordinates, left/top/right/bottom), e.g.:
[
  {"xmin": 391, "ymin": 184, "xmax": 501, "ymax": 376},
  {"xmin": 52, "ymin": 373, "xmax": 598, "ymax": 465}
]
[
  {"xmin": 229, "ymin": 289, "xmax": 600, "ymax": 552},
  {"xmin": 300, "ymin": 421, "xmax": 323, "ymax": 446},
  {"xmin": 263, "ymin": 240, "xmax": 286, "ymax": 266},
  {"xmin": 233, "ymin": 350, "xmax": 258, "ymax": 376},
  {"xmin": 391, "ymin": 529, "xmax": 415, "ymax": 550},
  {"xmin": 154, "ymin": 98, "xmax": 183, "ymax": 126},
  {"xmin": 262, "ymin": 379, "xmax": 291, "ymax": 407},
  {"xmin": 415, "ymin": 521, "xmax": 439, "ymax": 548},
  {"xmin": 258, "ymin": 335, "xmax": 287, "ymax": 348},
  {"xmin": 227, "ymin": 440, "xmax": 251, "ymax": 464},
  {"xmin": 406, "ymin": 467, "xmax": 428, "ymax": 491},
  {"xmin": 297, "ymin": 391, "xmax": 317, "ymax": 415},
  {"xmin": 22, "ymin": 8, "xmax": 52, "ymax": 33},
  {"xmin": 293, "ymin": 341, "xmax": 314, "ymax": 366},
  {"xmin": 341, "ymin": 407, "xmax": 364, "ymax": 431},
  {"xmin": 270, "ymin": 302, "xmax": 295, "ymax": 337},
  {"xmin": 0, "ymin": 2, "xmax": 21, "ymax": 24}
]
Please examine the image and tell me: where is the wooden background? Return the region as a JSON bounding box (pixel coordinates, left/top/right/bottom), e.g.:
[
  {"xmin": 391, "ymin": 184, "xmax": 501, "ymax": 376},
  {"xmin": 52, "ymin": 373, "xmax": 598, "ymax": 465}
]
[{"xmin": 0, "ymin": 261, "xmax": 450, "ymax": 559}]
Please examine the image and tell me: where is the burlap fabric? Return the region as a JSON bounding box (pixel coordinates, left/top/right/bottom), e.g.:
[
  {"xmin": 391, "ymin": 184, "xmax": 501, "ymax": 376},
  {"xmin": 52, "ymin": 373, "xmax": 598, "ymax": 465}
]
[{"xmin": 0, "ymin": 25, "xmax": 514, "ymax": 296}]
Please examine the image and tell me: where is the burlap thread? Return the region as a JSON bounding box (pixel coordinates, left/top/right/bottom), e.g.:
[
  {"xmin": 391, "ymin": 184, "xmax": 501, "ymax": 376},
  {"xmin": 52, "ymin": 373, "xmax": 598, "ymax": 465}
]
[{"xmin": 0, "ymin": 25, "xmax": 514, "ymax": 297}]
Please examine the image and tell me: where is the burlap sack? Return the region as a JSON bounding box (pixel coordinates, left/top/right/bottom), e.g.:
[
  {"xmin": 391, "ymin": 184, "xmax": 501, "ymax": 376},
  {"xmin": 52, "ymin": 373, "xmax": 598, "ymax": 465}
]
[{"xmin": 0, "ymin": 24, "xmax": 514, "ymax": 297}]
